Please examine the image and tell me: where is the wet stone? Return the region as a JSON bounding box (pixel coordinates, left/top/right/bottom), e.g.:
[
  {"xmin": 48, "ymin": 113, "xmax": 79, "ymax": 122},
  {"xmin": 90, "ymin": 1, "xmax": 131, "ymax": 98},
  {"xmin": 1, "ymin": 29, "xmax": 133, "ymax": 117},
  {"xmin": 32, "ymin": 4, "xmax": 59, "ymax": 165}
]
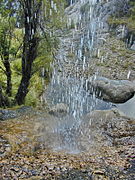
[
  {"xmin": 56, "ymin": 169, "xmax": 92, "ymax": 180},
  {"xmin": 0, "ymin": 109, "xmax": 17, "ymax": 120},
  {"xmin": 0, "ymin": 106, "xmax": 34, "ymax": 121},
  {"xmin": 0, "ymin": 136, "xmax": 11, "ymax": 157},
  {"xmin": 49, "ymin": 103, "xmax": 69, "ymax": 117}
]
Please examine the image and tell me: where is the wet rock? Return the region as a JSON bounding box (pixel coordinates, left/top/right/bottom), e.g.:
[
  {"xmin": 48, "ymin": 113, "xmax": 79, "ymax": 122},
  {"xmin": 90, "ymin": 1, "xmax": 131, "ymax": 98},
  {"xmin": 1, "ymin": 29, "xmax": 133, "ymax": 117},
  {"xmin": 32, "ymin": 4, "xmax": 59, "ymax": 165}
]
[
  {"xmin": 84, "ymin": 76, "xmax": 135, "ymax": 103},
  {"xmin": 93, "ymin": 170, "xmax": 105, "ymax": 175},
  {"xmin": 49, "ymin": 103, "xmax": 69, "ymax": 117},
  {"xmin": 27, "ymin": 176, "xmax": 43, "ymax": 180},
  {"xmin": 0, "ymin": 109, "xmax": 17, "ymax": 120},
  {"xmin": 0, "ymin": 106, "xmax": 33, "ymax": 121},
  {"xmin": 56, "ymin": 169, "xmax": 92, "ymax": 180}
]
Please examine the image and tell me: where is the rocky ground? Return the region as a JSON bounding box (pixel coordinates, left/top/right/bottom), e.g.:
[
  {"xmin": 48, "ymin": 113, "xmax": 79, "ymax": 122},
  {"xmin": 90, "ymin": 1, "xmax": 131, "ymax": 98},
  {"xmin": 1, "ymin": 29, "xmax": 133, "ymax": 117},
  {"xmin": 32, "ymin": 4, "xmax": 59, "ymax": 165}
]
[{"xmin": 0, "ymin": 107, "xmax": 135, "ymax": 179}]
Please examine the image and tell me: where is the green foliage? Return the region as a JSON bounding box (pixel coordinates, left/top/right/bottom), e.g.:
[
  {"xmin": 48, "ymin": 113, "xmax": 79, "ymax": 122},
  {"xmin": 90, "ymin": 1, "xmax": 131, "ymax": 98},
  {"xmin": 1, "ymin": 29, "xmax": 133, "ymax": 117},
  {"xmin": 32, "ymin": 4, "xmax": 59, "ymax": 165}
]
[
  {"xmin": 33, "ymin": 55, "xmax": 53, "ymax": 80},
  {"xmin": 25, "ymin": 73, "xmax": 43, "ymax": 107},
  {"xmin": 0, "ymin": 16, "xmax": 15, "ymax": 57},
  {"xmin": 12, "ymin": 58, "xmax": 22, "ymax": 75},
  {"xmin": 10, "ymin": 28, "xmax": 23, "ymax": 58}
]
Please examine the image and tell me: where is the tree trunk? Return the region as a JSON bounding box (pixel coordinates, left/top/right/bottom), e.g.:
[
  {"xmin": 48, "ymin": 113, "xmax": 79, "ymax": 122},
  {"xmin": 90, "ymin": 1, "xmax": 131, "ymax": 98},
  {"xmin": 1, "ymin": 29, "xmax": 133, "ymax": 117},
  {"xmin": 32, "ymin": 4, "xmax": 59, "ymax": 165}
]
[
  {"xmin": 3, "ymin": 57, "xmax": 12, "ymax": 96},
  {"xmin": 15, "ymin": 0, "xmax": 42, "ymax": 105},
  {"xmin": 0, "ymin": 38, "xmax": 12, "ymax": 96},
  {"xmin": 15, "ymin": 37, "xmax": 39, "ymax": 105}
]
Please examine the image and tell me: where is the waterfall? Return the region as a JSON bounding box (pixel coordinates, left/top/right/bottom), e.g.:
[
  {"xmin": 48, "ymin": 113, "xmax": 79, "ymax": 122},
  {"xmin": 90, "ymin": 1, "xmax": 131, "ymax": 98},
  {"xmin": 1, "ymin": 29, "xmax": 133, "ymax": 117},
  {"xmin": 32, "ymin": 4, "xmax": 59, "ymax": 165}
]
[
  {"xmin": 41, "ymin": 0, "xmax": 112, "ymax": 153},
  {"xmin": 44, "ymin": 0, "xmax": 111, "ymax": 119}
]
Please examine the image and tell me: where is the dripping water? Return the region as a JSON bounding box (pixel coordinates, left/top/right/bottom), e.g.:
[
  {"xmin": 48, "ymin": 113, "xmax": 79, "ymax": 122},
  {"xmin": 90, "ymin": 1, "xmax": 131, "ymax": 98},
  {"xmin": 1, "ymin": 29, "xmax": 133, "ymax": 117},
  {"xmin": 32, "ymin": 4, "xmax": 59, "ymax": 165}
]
[{"xmin": 42, "ymin": 0, "xmax": 113, "ymax": 153}]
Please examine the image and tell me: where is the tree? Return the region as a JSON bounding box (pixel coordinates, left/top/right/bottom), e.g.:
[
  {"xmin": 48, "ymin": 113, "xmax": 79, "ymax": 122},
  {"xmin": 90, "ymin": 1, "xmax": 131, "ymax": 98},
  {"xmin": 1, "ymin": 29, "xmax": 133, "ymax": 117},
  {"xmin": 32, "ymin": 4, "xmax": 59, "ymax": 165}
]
[
  {"xmin": 15, "ymin": 0, "xmax": 65, "ymax": 105},
  {"xmin": 0, "ymin": 0, "xmax": 20, "ymax": 97},
  {"xmin": 0, "ymin": 0, "xmax": 65, "ymax": 107},
  {"xmin": 0, "ymin": 2, "xmax": 15, "ymax": 96},
  {"xmin": 15, "ymin": 0, "xmax": 42, "ymax": 105}
]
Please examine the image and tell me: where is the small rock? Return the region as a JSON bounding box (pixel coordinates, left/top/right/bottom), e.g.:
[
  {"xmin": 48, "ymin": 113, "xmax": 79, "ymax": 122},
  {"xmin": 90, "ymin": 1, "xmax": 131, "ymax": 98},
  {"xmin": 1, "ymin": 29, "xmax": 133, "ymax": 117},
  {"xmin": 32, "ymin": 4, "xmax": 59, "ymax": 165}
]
[
  {"xmin": 93, "ymin": 170, "xmax": 105, "ymax": 175},
  {"xmin": 49, "ymin": 103, "xmax": 69, "ymax": 117},
  {"xmin": 27, "ymin": 176, "xmax": 43, "ymax": 180}
]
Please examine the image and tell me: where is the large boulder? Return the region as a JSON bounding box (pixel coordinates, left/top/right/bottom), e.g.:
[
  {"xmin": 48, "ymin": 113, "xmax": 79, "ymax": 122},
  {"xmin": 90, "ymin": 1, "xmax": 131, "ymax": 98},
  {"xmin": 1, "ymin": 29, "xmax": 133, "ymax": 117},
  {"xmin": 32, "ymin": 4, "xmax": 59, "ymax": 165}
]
[{"xmin": 84, "ymin": 76, "xmax": 135, "ymax": 103}]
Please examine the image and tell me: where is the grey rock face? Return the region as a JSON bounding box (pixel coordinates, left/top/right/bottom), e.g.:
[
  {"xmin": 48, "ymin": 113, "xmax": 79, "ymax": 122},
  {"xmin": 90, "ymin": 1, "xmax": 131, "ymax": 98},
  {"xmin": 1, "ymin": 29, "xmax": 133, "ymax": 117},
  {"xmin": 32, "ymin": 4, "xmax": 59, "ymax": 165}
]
[{"xmin": 84, "ymin": 76, "xmax": 135, "ymax": 103}]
